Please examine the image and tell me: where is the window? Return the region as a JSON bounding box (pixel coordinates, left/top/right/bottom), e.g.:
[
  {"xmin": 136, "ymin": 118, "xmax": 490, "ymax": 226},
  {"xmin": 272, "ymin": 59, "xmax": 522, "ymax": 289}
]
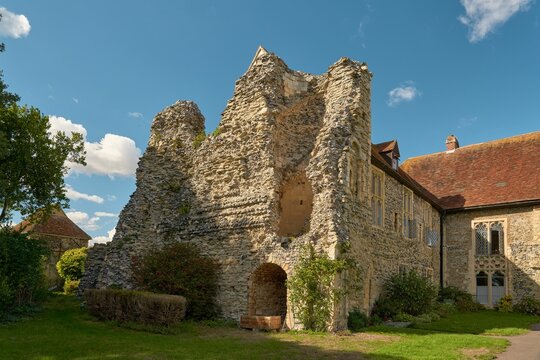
[
  {"xmin": 491, "ymin": 271, "xmax": 505, "ymax": 305},
  {"xmin": 393, "ymin": 212, "xmax": 399, "ymax": 232},
  {"xmin": 371, "ymin": 168, "xmax": 384, "ymax": 226},
  {"xmin": 474, "ymin": 221, "xmax": 505, "ymax": 256},
  {"xmin": 476, "ymin": 271, "xmax": 506, "ymax": 306},
  {"xmin": 403, "ymin": 187, "xmax": 414, "ymax": 238},
  {"xmin": 476, "ymin": 271, "xmax": 489, "ymax": 305}
]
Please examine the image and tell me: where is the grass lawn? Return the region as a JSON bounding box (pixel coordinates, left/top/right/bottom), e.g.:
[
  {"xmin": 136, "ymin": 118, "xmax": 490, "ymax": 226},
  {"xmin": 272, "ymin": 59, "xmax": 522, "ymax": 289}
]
[
  {"xmin": 0, "ymin": 295, "xmax": 536, "ymax": 360},
  {"xmin": 413, "ymin": 310, "xmax": 540, "ymax": 336}
]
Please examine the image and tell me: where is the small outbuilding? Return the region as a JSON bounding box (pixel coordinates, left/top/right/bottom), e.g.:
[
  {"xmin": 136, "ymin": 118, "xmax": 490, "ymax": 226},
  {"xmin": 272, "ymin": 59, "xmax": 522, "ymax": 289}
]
[{"xmin": 14, "ymin": 208, "xmax": 90, "ymax": 288}]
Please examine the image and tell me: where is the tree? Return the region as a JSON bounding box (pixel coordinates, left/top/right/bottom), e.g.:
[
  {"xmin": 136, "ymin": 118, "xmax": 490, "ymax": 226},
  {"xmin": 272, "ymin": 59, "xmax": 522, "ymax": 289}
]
[{"xmin": 0, "ymin": 44, "xmax": 85, "ymax": 223}]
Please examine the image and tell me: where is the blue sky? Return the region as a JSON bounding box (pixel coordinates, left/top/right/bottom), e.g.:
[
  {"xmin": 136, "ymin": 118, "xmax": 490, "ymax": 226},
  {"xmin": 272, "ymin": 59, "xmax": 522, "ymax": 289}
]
[{"xmin": 1, "ymin": 1, "xmax": 538, "ymax": 243}]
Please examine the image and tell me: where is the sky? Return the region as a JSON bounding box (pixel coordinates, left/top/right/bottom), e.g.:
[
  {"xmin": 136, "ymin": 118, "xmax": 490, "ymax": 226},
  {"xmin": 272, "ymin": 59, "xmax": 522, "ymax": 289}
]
[{"xmin": 1, "ymin": 0, "xmax": 538, "ymax": 244}]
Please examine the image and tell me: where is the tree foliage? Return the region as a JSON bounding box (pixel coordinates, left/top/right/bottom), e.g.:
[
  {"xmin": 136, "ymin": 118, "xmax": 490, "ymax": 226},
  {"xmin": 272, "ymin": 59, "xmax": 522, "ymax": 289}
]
[
  {"xmin": 0, "ymin": 48, "xmax": 85, "ymax": 223},
  {"xmin": 382, "ymin": 270, "xmax": 438, "ymax": 316},
  {"xmin": 56, "ymin": 247, "xmax": 87, "ymax": 281},
  {"xmin": 287, "ymin": 245, "xmax": 348, "ymax": 331},
  {"xmin": 0, "ymin": 227, "xmax": 49, "ymax": 319}
]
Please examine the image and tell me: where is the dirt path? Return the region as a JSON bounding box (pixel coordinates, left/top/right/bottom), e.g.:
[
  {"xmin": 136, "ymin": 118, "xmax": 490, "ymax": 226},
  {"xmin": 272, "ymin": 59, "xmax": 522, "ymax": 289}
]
[{"xmin": 496, "ymin": 323, "xmax": 540, "ymax": 359}]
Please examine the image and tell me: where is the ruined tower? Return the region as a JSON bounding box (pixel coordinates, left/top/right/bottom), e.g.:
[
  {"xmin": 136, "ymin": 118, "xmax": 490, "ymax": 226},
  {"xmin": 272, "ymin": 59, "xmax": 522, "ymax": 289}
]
[{"xmin": 81, "ymin": 47, "xmax": 373, "ymax": 329}]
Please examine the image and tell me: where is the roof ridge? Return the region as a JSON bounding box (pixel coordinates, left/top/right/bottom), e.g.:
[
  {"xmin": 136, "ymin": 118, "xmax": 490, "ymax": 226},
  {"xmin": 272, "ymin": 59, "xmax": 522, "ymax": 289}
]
[{"xmin": 403, "ymin": 130, "xmax": 540, "ymax": 164}]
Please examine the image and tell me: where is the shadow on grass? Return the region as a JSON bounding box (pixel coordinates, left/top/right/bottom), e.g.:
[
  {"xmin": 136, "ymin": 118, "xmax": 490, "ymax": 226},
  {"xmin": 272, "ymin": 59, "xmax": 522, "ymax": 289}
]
[{"xmin": 0, "ymin": 294, "xmax": 407, "ymax": 360}]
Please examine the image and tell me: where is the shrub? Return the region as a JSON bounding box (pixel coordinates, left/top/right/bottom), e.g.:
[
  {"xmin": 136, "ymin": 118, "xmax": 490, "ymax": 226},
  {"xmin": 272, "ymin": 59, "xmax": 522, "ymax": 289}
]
[
  {"xmin": 393, "ymin": 312, "xmax": 415, "ymax": 322},
  {"xmin": 438, "ymin": 286, "xmax": 483, "ymax": 312},
  {"xmin": 383, "ymin": 270, "xmax": 437, "ymax": 316},
  {"xmin": 56, "ymin": 247, "xmax": 87, "ymax": 281},
  {"xmin": 0, "ymin": 228, "xmax": 48, "ymax": 320},
  {"xmin": 371, "ymin": 297, "xmax": 399, "ymax": 321},
  {"xmin": 85, "ymin": 288, "xmax": 186, "ymax": 327},
  {"xmin": 347, "ymin": 309, "xmax": 368, "ymax": 331},
  {"xmin": 496, "ymin": 295, "xmax": 513, "ymax": 313},
  {"xmin": 63, "ymin": 279, "xmax": 80, "ymax": 295},
  {"xmin": 287, "ymin": 245, "xmax": 348, "ymax": 331},
  {"xmin": 192, "ymin": 131, "xmax": 206, "ymax": 148},
  {"xmin": 131, "ymin": 242, "xmax": 219, "ymax": 320},
  {"xmin": 514, "ymin": 296, "xmax": 540, "ymax": 316},
  {"xmin": 433, "ymin": 302, "xmax": 457, "ymax": 318}
]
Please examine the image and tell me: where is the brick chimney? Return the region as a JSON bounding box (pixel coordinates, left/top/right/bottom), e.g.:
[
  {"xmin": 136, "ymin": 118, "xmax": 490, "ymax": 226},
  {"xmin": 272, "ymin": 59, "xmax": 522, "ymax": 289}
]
[{"xmin": 446, "ymin": 135, "xmax": 460, "ymax": 151}]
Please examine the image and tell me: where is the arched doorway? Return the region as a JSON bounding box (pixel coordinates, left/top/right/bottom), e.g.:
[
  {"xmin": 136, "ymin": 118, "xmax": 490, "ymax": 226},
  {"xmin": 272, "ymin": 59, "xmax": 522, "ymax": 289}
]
[{"xmin": 248, "ymin": 263, "xmax": 287, "ymax": 323}]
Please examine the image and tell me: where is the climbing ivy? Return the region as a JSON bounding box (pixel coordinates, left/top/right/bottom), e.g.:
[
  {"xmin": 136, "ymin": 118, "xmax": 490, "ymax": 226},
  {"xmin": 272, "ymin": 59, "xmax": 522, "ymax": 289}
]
[{"xmin": 287, "ymin": 245, "xmax": 348, "ymax": 331}]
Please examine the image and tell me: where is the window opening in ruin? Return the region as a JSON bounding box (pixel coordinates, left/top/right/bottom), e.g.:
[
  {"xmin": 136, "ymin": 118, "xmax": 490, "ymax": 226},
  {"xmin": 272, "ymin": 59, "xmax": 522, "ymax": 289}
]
[
  {"xmin": 371, "ymin": 167, "xmax": 384, "ymax": 226},
  {"xmin": 474, "ymin": 220, "xmax": 505, "ymax": 256},
  {"xmin": 277, "ymin": 172, "xmax": 313, "ymax": 237},
  {"xmin": 248, "ymin": 263, "xmax": 287, "ymax": 323},
  {"xmin": 349, "ymin": 143, "xmax": 361, "ymax": 200}
]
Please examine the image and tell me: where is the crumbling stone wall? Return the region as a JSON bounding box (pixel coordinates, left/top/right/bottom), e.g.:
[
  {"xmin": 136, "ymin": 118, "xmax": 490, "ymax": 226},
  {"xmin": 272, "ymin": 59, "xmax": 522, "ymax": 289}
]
[
  {"xmin": 81, "ymin": 48, "xmax": 441, "ymax": 329},
  {"xmin": 444, "ymin": 206, "xmax": 540, "ymax": 303}
]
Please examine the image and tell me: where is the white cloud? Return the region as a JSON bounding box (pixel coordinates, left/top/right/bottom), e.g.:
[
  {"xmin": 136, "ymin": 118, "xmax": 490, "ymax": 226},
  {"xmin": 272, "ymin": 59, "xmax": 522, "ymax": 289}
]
[
  {"xmin": 48, "ymin": 115, "xmax": 141, "ymax": 178},
  {"xmin": 66, "ymin": 211, "xmax": 101, "ymax": 232},
  {"xmin": 387, "ymin": 82, "xmax": 420, "ymax": 107},
  {"xmin": 48, "ymin": 115, "xmax": 87, "ymax": 138},
  {"xmin": 107, "ymin": 195, "xmax": 117, "ymax": 201},
  {"xmin": 65, "ymin": 185, "xmax": 104, "ymax": 204},
  {"xmin": 69, "ymin": 134, "xmax": 141, "ymax": 178},
  {"xmin": 72, "ymin": 97, "xmax": 79, "ymax": 104},
  {"xmin": 94, "ymin": 211, "xmax": 117, "ymax": 217},
  {"xmin": 459, "ymin": 0, "xmax": 533, "ymax": 42},
  {"xmin": 0, "ymin": 7, "xmax": 31, "ymax": 38},
  {"xmin": 128, "ymin": 112, "xmax": 143, "ymax": 118},
  {"xmin": 89, "ymin": 228, "xmax": 116, "ymax": 246}
]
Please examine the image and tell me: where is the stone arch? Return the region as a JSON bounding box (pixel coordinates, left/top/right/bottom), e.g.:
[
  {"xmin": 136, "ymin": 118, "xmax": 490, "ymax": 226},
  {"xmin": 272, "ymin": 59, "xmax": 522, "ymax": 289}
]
[{"xmin": 248, "ymin": 263, "xmax": 288, "ymax": 322}]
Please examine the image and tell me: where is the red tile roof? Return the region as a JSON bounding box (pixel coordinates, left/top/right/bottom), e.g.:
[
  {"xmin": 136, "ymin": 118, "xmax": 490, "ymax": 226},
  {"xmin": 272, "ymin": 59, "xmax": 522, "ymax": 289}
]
[
  {"xmin": 14, "ymin": 208, "xmax": 91, "ymax": 240},
  {"xmin": 401, "ymin": 131, "xmax": 540, "ymax": 210},
  {"xmin": 371, "ymin": 144, "xmax": 441, "ymax": 210}
]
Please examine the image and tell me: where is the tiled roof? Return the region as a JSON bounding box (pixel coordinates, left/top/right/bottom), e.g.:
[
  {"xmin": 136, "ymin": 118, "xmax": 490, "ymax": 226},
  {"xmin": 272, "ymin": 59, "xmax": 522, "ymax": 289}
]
[
  {"xmin": 400, "ymin": 131, "xmax": 540, "ymax": 210},
  {"xmin": 14, "ymin": 208, "xmax": 91, "ymax": 240},
  {"xmin": 375, "ymin": 140, "xmax": 400, "ymax": 158},
  {"xmin": 371, "ymin": 144, "xmax": 441, "ymax": 210}
]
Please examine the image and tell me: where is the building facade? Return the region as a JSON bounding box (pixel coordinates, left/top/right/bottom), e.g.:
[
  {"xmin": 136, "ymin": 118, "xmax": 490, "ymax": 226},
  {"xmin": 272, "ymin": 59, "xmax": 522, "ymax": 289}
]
[{"xmin": 80, "ymin": 48, "xmax": 539, "ymax": 329}]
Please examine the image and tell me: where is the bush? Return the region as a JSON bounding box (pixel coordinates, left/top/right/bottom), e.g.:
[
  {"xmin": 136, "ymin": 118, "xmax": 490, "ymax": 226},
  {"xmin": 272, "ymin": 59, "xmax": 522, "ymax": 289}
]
[
  {"xmin": 496, "ymin": 295, "xmax": 513, "ymax": 313},
  {"xmin": 63, "ymin": 279, "xmax": 80, "ymax": 295},
  {"xmin": 85, "ymin": 288, "xmax": 186, "ymax": 327},
  {"xmin": 383, "ymin": 270, "xmax": 437, "ymax": 316},
  {"xmin": 439, "ymin": 286, "xmax": 483, "ymax": 312},
  {"xmin": 393, "ymin": 312, "xmax": 415, "ymax": 322},
  {"xmin": 371, "ymin": 297, "xmax": 399, "ymax": 321},
  {"xmin": 514, "ymin": 296, "xmax": 540, "ymax": 316},
  {"xmin": 433, "ymin": 302, "xmax": 457, "ymax": 318},
  {"xmin": 347, "ymin": 309, "xmax": 368, "ymax": 331},
  {"xmin": 0, "ymin": 228, "xmax": 48, "ymax": 320},
  {"xmin": 56, "ymin": 247, "xmax": 87, "ymax": 281},
  {"xmin": 287, "ymin": 246, "xmax": 348, "ymax": 331},
  {"xmin": 131, "ymin": 242, "xmax": 219, "ymax": 320}
]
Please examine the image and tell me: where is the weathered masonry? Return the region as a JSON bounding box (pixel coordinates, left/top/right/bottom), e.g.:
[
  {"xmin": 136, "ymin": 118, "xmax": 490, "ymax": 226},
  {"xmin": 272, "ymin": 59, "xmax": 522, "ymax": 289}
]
[{"xmin": 80, "ymin": 47, "xmax": 540, "ymax": 330}]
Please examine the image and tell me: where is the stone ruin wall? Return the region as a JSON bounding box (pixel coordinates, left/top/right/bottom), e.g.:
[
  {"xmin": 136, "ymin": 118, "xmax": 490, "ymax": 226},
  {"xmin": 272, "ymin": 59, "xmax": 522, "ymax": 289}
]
[{"xmin": 81, "ymin": 50, "xmax": 373, "ymax": 328}]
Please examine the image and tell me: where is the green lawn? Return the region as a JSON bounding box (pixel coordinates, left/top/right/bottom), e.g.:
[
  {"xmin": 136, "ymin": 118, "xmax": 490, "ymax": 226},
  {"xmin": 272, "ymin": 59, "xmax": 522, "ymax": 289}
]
[
  {"xmin": 413, "ymin": 310, "xmax": 540, "ymax": 336},
  {"xmin": 0, "ymin": 295, "xmax": 536, "ymax": 360}
]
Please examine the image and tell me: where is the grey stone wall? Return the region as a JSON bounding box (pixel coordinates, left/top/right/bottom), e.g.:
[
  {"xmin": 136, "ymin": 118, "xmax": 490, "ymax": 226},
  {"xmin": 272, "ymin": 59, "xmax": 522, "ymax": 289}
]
[
  {"xmin": 444, "ymin": 206, "xmax": 540, "ymax": 303},
  {"xmin": 80, "ymin": 49, "xmax": 441, "ymax": 329}
]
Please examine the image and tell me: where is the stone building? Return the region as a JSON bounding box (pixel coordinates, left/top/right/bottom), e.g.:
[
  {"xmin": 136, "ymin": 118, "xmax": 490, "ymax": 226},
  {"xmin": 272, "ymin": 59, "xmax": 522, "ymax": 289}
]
[
  {"xmin": 15, "ymin": 208, "xmax": 90, "ymax": 288},
  {"xmin": 80, "ymin": 48, "xmax": 539, "ymax": 329}
]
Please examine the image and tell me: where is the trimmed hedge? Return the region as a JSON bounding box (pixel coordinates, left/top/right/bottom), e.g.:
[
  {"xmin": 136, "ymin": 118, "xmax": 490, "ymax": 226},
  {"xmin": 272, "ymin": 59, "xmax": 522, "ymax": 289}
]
[{"xmin": 85, "ymin": 288, "xmax": 187, "ymax": 327}]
